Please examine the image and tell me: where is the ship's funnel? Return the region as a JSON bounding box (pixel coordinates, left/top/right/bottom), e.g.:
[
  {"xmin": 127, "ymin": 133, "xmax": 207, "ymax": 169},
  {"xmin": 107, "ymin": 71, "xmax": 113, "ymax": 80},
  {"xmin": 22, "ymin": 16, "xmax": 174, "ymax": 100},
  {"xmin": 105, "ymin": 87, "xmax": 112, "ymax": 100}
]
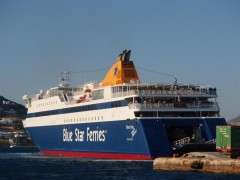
[{"xmin": 102, "ymin": 50, "xmax": 140, "ymax": 87}]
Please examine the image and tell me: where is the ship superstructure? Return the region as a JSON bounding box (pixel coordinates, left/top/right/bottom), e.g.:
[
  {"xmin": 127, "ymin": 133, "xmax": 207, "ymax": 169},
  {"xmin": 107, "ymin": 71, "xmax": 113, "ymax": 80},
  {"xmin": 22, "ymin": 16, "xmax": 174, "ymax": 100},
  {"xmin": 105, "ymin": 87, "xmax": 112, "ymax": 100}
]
[{"xmin": 23, "ymin": 50, "xmax": 226, "ymax": 160}]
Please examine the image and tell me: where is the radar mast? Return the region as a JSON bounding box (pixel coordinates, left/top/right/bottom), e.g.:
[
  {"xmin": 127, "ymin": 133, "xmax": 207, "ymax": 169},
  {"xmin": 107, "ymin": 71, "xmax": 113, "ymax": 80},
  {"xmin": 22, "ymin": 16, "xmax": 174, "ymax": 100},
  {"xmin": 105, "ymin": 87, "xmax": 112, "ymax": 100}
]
[{"xmin": 59, "ymin": 71, "xmax": 70, "ymax": 87}]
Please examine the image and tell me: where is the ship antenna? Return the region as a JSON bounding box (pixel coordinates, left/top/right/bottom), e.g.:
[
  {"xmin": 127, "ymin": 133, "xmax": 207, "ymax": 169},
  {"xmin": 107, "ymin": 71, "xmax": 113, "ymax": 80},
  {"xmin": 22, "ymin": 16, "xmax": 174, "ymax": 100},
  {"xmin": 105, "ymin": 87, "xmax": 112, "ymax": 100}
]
[
  {"xmin": 136, "ymin": 66, "xmax": 178, "ymax": 85},
  {"xmin": 174, "ymin": 75, "xmax": 178, "ymax": 85},
  {"xmin": 59, "ymin": 71, "xmax": 70, "ymax": 87}
]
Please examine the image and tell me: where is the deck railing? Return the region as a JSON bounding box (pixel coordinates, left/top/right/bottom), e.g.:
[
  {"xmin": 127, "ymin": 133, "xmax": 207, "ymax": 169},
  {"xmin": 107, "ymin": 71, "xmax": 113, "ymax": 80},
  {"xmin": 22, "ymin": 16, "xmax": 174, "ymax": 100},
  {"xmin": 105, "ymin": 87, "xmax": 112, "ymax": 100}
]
[
  {"xmin": 172, "ymin": 137, "xmax": 190, "ymax": 146},
  {"xmin": 112, "ymin": 89, "xmax": 217, "ymax": 98},
  {"xmin": 128, "ymin": 102, "xmax": 219, "ymax": 110},
  {"xmin": 205, "ymin": 139, "xmax": 216, "ymax": 143}
]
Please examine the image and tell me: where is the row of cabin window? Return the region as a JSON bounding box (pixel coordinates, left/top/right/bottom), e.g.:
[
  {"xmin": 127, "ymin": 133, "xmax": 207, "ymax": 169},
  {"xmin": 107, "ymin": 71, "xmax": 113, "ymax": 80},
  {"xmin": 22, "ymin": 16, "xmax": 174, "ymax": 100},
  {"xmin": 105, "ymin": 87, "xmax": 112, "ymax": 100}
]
[
  {"xmin": 37, "ymin": 101, "xmax": 58, "ymax": 107},
  {"xmin": 111, "ymin": 101, "xmax": 122, "ymax": 108},
  {"xmin": 65, "ymin": 105, "xmax": 98, "ymax": 113},
  {"xmin": 33, "ymin": 100, "xmax": 124, "ymax": 118},
  {"xmin": 64, "ymin": 116, "xmax": 104, "ymax": 123},
  {"xmin": 37, "ymin": 100, "xmax": 122, "ymax": 109},
  {"xmin": 34, "ymin": 104, "xmax": 98, "ymax": 117}
]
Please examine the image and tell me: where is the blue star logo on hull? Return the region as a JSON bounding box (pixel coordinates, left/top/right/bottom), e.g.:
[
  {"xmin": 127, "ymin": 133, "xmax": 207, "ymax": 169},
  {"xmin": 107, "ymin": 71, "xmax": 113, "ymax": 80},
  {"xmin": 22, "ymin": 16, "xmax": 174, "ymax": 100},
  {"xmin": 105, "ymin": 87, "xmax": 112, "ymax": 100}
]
[{"xmin": 114, "ymin": 66, "xmax": 118, "ymax": 77}]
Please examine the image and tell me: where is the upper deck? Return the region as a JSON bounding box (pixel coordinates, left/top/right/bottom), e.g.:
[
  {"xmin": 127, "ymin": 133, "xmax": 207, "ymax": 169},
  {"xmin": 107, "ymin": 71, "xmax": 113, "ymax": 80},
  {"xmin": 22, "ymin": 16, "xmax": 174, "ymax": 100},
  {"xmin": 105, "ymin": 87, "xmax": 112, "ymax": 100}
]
[
  {"xmin": 23, "ymin": 82, "xmax": 217, "ymax": 103},
  {"xmin": 111, "ymin": 83, "xmax": 217, "ymax": 98},
  {"xmin": 22, "ymin": 50, "xmax": 220, "ymax": 117}
]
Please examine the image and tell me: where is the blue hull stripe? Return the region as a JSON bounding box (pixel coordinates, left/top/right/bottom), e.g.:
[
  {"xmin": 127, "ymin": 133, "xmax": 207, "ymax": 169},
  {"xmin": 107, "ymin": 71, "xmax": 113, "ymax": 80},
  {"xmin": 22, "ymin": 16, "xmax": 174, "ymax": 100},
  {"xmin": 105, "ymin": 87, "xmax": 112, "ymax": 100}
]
[{"xmin": 27, "ymin": 100, "xmax": 127, "ymax": 118}]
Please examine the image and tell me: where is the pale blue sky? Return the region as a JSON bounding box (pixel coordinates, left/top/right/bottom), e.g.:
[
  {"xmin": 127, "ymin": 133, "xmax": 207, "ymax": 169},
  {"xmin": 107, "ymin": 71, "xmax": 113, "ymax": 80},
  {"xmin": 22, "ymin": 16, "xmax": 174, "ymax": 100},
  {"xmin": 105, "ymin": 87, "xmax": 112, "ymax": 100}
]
[{"xmin": 0, "ymin": 0, "xmax": 239, "ymax": 120}]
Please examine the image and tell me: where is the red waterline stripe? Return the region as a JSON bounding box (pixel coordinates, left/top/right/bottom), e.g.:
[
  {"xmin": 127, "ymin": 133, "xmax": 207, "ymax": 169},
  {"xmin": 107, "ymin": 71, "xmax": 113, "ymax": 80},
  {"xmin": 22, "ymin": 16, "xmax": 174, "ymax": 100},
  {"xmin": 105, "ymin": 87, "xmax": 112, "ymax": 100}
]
[{"xmin": 40, "ymin": 150, "xmax": 153, "ymax": 160}]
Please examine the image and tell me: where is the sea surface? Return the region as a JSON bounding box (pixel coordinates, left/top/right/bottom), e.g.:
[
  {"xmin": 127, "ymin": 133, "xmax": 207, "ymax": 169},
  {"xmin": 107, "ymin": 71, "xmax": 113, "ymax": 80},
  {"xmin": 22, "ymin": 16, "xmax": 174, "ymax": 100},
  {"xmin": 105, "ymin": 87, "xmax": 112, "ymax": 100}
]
[{"xmin": 0, "ymin": 153, "xmax": 239, "ymax": 180}]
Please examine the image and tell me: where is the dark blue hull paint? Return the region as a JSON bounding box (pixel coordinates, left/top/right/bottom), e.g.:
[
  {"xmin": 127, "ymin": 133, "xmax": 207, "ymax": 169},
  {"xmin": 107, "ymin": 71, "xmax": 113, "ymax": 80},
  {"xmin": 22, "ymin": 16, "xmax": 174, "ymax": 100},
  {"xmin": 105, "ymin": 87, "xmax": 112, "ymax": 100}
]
[{"xmin": 25, "ymin": 117, "xmax": 226, "ymax": 159}]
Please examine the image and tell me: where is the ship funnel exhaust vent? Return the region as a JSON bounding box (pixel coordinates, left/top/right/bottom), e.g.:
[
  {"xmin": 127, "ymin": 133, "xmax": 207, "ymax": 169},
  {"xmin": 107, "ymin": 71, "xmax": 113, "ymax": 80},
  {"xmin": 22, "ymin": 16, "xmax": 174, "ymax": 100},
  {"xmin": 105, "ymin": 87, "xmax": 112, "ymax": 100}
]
[{"xmin": 118, "ymin": 50, "xmax": 131, "ymax": 62}]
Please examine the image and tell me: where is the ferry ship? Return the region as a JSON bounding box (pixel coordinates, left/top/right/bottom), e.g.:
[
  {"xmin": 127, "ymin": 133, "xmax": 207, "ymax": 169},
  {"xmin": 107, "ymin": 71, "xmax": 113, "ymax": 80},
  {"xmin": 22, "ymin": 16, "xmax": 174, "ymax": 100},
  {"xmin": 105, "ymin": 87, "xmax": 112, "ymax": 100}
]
[{"xmin": 22, "ymin": 50, "xmax": 226, "ymax": 160}]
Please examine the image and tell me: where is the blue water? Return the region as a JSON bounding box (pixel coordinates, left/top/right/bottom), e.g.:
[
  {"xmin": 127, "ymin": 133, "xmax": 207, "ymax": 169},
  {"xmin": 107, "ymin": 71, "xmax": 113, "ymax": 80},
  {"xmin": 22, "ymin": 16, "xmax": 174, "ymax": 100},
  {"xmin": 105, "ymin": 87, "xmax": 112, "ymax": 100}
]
[{"xmin": 0, "ymin": 153, "xmax": 239, "ymax": 179}]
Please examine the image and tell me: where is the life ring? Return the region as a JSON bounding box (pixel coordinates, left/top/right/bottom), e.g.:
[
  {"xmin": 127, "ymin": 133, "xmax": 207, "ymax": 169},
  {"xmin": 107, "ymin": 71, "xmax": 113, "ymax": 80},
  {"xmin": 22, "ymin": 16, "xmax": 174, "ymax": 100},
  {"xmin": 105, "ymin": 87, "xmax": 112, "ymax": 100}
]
[{"xmin": 84, "ymin": 89, "xmax": 91, "ymax": 93}]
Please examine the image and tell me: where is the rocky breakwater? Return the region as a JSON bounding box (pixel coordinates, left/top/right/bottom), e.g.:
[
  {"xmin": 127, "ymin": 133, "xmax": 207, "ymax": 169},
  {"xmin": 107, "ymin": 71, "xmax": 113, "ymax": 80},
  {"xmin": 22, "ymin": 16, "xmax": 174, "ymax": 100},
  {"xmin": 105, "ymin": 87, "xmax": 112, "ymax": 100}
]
[{"xmin": 153, "ymin": 152, "xmax": 240, "ymax": 174}]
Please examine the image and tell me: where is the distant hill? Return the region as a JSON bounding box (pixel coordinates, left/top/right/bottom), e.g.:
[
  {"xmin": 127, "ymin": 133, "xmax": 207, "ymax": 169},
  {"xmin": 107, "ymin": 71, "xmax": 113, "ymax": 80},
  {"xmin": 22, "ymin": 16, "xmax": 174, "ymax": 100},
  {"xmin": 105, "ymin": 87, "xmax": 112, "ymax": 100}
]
[
  {"xmin": 228, "ymin": 115, "xmax": 240, "ymax": 126},
  {"xmin": 0, "ymin": 96, "xmax": 27, "ymax": 118}
]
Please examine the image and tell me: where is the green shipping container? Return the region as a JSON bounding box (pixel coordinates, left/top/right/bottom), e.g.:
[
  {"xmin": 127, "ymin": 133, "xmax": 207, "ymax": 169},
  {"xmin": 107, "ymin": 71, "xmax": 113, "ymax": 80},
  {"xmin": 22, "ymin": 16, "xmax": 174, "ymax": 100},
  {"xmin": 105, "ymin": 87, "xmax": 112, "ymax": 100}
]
[{"xmin": 216, "ymin": 126, "xmax": 240, "ymax": 151}]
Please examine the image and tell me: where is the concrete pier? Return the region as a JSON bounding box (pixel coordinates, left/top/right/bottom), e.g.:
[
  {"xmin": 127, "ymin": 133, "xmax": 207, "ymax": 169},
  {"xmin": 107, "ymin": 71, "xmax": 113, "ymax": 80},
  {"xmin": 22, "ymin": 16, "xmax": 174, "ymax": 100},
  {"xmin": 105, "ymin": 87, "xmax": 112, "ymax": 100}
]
[{"xmin": 153, "ymin": 152, "xmax": 240, "ymax": 174}]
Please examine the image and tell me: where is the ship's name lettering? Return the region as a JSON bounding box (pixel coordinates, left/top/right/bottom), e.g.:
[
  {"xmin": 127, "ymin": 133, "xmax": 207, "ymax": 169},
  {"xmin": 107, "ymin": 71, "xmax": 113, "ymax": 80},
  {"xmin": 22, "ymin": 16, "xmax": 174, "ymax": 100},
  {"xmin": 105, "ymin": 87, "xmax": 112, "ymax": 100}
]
[
  {"xmin": 63, "ymin": 128, "xmax": 73, "ymax": 142},
  {"xmin": 75, "ymin": 128, "xmax": 84, "ymax": 142},
  {"xmin": 87, "ymin": 127, "xmax": 106, "ymax": 142},
  {"xmin": 62, "ymin": 127, "xmax": 106, "ymax": 142}
]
